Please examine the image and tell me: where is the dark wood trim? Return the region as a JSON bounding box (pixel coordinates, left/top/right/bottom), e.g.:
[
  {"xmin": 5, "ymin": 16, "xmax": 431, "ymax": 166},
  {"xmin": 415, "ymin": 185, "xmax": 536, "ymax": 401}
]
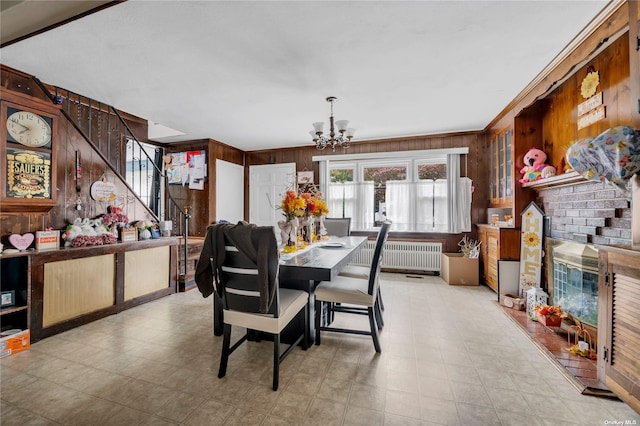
[{"xmin": 1, "ymin": 1, "xmax": 127, "ymax": 49}]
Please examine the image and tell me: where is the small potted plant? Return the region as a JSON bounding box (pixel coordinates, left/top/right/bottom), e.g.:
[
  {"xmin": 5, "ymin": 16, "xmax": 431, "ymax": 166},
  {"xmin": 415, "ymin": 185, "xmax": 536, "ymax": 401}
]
[{"xmin": 534, "ymin": 304, "xmax": 563, "ymax": 327}]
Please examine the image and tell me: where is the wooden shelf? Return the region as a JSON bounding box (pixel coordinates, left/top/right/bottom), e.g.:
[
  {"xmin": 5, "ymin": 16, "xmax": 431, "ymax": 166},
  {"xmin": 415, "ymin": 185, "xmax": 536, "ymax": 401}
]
[
  {"xmin": 522, "ymin": 171, "xmax": 587, "ymax": 190},
  {"xmin": 0, "ymin": 305, "xmax": 27, "ymax": 316}
]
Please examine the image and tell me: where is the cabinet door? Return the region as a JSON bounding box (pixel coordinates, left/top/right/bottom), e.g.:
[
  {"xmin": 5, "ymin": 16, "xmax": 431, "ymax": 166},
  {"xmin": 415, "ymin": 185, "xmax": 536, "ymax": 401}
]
[
  {"xmin": 486, "ymin": 235, "xmax": 499, "ymax": 292},
  {"xmin": 489, "ymin": 128, "xmax": 514, "ymax": 207},
  {"xmin": 600, "ymin": 251, "xmax": 640, "ymax": 413}
]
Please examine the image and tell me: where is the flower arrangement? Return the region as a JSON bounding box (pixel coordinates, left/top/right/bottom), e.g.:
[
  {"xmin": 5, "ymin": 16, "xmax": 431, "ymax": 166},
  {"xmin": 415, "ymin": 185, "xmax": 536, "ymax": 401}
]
[
  {"xmin": 280, "ymin": 190, "xmax": 307, "ymax": 220},
  {"xmin": 312, "ymin": 195, "xmax": 329, "ymax": 218},
  {"xmin": 279, "ymin": 184, "xmax": 329, "ymax": 220},
  {"xmin": 534, "ymin": 304, "xmax": 563, "ymax": 327},
  {"xmin": 101, "ymin": 212, "xmax": 129, "ymax": 229},
  {"xmin": 534, "ymin": 304, "xmax": 562, "ymax": 317}
]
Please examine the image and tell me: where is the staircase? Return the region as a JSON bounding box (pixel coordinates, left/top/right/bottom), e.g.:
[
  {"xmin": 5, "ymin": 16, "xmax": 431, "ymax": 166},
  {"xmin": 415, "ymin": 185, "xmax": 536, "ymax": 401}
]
[{"xmin": 42, "ymin": 82, "xmax": 193, "ymax": 287}]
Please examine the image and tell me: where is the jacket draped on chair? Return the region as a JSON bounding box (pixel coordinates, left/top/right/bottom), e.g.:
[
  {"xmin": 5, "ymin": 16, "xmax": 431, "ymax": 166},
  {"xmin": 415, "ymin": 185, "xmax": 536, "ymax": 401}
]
[{"xmin": 195, "ymin": 221, "xmax": 279, "ymax": 313}]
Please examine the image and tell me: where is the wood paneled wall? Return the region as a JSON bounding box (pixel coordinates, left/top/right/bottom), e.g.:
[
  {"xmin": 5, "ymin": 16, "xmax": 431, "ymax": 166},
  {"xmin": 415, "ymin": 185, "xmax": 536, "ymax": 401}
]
[
  {"xmin": 0, "ymin": 66, "xmax": 155, "ymax": 240},
  {"xmin": 246, "ymin": 132, "xmax": 487, "ymax": 253},
  {"xmin": 540, "ymin": 34, "xmax": 632, "ymax": 170}
]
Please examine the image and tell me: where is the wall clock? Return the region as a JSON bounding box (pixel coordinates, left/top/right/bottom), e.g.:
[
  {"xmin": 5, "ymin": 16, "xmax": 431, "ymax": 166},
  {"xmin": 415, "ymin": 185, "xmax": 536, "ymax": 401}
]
[
  {"xmin": 1, "ymin": 98, "xmax": 58, "ymax": 212},
  {"xmin": 6, "ymin": 107, "xmax": 53, "ymax": 148}
]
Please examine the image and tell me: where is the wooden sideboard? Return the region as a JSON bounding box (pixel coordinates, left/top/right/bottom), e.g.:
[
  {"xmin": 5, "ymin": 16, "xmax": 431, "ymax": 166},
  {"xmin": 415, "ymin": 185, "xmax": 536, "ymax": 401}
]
[
  {"xmin": 2, "ymin": 237, "xmax": 180, "ymax": 343},
  {"xmin": 597, "ymin": 245, "xmax": 640, "ymax": 413}
]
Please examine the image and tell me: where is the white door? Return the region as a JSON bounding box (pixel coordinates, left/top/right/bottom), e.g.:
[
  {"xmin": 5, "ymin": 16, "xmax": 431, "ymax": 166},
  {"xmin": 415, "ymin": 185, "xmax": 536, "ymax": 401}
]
[
  {"xmin": 249, "ymin": 163, "xmax": 296, "ymax": 232},
  {"xmin": 216, "ymin": 159, "xmax": 244, "ymax": 223}
]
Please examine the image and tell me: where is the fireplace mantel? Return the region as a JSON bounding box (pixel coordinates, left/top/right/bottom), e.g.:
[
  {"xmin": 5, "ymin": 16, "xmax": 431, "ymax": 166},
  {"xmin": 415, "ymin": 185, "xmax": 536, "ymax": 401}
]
[{"xmin": 522, "ymin": 171, "xmax": 587, "ymax": 190}]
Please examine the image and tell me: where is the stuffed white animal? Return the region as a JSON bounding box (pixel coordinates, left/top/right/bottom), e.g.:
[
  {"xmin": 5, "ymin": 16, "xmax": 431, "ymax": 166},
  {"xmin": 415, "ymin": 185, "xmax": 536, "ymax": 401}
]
[
  {"xmin": 80, "ymin": 218, "xmax": 98, "ymax": 236},
  {"xmin": 92, "ymin": 217, "xmax": 110, "ymax": 235},
  {"xmin": 62, "ymin": 218, "xmax": 83, "ymax": 247}
]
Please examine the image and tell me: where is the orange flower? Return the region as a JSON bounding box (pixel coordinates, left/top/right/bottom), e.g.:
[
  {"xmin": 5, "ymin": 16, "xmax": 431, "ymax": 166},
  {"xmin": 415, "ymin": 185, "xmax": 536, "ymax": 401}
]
[{"xmin": 535, "ymin": 304, "xmax": 562, "ymax": 317}]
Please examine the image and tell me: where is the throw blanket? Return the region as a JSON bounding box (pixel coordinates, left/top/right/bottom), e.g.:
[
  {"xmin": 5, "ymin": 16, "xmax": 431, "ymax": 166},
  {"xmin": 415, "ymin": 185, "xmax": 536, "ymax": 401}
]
[{"xmin": 195, "ymin": 221, "xmax": 279, "ymax": 313}]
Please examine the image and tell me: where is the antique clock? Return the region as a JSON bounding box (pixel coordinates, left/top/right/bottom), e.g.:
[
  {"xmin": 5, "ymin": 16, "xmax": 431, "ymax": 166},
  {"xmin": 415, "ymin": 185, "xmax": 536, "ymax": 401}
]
[
  {"xmin": 6, "ymin": 108, "xmax": 53, "ymax": 148},
  {"xmin": 1, "ymin": 97, "xmax": 58, "ymax": 212}
]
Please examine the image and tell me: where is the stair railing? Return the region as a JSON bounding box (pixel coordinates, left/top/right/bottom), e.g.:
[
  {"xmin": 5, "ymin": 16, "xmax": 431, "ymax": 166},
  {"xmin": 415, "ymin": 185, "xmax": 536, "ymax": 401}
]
[{"xmin": 36, "ymin": 80, "xmax": 191, "ymax": 280}]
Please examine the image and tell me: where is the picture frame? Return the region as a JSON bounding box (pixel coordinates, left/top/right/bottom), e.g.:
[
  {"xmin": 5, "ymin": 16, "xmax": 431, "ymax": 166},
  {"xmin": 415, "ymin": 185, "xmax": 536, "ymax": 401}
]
[
  {"xmin": 1, "ymin": 290, "xmax": 15, "ymax": 308},
  {"xmin": 297, "ymin": 171, "xmax": 314, "ymax": 184}
]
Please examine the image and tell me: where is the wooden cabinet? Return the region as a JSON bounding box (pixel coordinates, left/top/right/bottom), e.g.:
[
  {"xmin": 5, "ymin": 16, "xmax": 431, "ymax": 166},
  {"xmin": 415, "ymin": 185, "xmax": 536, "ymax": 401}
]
[
  {"xmin": 597, "ymin": 246, "xmax": 640, "ymax": 413},
  {"xmin": 26, "ymin": 238, "xmax": 179, "ymax": 342},
  {"xmin": 489, "ymin": 128, "xmax": 513, "ymax": 207},
  {"xmin": 0, "ymin": 253, "xmax": 30, "ymax": 333},
  {"xmin": 477, "ymin": 224, "xmax": 521, "ymax": 293}
]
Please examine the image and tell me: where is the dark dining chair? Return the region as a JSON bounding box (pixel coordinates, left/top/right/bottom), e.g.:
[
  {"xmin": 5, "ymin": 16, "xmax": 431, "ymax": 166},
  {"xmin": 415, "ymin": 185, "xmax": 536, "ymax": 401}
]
[
  {"xmin": 338, "ymin": 222, "xmax": 391, "ymax": 322},
  {"xmin": 323, "ymin": 217, "xmax": 351, "ymax": 237},
  {"xmin": 214, "ymin": 223, "xmax": 308, "ymax": 391},
  {"xmin": 314, "ymin": 221, "xmax": 391, "ymax": 353}
]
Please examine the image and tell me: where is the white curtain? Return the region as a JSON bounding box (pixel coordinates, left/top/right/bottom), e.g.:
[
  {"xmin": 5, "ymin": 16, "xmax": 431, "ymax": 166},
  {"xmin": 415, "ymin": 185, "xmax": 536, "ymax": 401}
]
[
  {"xmin": 447, "ymin": 154, "xmax": 472, "ymax": 233},
  {"xmin": 412, "ymin": 179, "xmax": 448, "ymax": 232},
  {"xmin": 458, "ymin": 177, "xmax": 473, "ymax": 232},
  {"xmin": 386, "ymin": 181, "xmax": 413, "ymax": 231},
  {"xmin": 434, "ymin": 179, "xmax": 448, "ymax": 231},
  {"xmin": 327, "ymin": 182, "xmax": 374, "ymax": 231}
]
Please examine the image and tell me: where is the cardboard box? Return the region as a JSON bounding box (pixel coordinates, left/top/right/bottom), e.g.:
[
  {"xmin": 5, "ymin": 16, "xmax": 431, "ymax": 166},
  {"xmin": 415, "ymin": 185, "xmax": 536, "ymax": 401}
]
[
  {"xmin": 0, "ymin": 329, "xmax": 30, "ymax": 358},
  {"xmin": 441, "ymin": 253, "xmax": 479, "ymax": 285},
  {"xmin": 36, "ymin": 230, "xmax": 60, "ymax": 251}
]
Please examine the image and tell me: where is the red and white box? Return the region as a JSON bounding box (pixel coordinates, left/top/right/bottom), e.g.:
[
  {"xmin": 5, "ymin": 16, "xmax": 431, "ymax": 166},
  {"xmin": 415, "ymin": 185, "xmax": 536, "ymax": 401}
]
[
  {"xmin": 0, "ymin": 329, "xmax": 30, "ymax": 358},
  {"xmin": 36, "ymin": 230, "xmax": 60, "ymax": 251}
]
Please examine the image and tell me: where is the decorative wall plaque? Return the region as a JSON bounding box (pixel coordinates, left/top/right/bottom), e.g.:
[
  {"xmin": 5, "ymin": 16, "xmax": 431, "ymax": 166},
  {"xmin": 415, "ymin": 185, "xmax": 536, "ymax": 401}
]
[{"xmin": 6, "ymin": 148, "xmax": 51, "ymax": 199}]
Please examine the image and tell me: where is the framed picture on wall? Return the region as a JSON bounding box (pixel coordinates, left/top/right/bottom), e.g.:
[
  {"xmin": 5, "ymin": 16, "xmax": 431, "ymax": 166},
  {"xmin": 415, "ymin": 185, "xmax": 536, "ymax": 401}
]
[{"xmin": 297, "ymin": 171, "xmax": 313, "ymax": 184}]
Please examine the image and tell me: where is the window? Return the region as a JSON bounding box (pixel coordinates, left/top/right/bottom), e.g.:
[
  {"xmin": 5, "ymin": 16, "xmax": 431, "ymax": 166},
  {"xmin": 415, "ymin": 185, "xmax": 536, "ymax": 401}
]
[
  {"xmin": 125, "ymin": 138, "xmax": 164, "ymax": 217},
  {"xmin": 316, "ymin": 149, "xmax": 471, "ymax": 233},
  {"xmin": 363, "ymin": 164, "xmax": 407, "ymax": 227}
]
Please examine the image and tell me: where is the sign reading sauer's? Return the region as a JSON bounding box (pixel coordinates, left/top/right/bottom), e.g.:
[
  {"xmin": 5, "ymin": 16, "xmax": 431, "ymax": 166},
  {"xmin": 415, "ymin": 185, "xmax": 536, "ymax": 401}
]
[{"xmin": 6, "ymin": 148, "xmax": 51, "ymax": 199}]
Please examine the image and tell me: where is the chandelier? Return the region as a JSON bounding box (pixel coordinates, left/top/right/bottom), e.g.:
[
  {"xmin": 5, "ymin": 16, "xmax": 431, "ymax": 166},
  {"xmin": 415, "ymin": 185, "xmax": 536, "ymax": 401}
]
[{"xmin": 310, "ymin": 96, "xmax": 355, "ymax": 151}]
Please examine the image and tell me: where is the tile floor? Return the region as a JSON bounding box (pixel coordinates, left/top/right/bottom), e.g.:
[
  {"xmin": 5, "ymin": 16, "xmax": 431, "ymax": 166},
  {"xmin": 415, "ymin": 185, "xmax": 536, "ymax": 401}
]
[{"xmin": 1, "ymin": 273, "xmax": 639, "ymax": 425}]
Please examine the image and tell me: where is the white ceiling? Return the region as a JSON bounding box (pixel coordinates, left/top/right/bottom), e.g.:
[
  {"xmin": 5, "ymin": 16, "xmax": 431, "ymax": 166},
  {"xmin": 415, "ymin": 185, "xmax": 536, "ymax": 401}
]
[{"xmin": 0, "ymin": 0, "xmax": 610, "ymax": 151}]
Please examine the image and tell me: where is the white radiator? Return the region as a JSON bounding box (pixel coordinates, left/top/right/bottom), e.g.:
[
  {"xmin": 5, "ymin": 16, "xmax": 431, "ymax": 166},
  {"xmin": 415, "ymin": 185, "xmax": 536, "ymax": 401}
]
[{"xmin": 350, "ymin": 240, "xmax": 442, "ymax": 272}]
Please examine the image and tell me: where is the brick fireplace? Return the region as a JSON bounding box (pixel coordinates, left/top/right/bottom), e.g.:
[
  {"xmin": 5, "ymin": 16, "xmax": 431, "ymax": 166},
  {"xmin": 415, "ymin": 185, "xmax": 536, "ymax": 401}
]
[
  {"xmin": 535, "ymin": 177, "xmax": 632, "ymax": 342},
  {"xmin": 536, "ymin": 179, "xmax": 632, "ymax": 246},
  {"xmin": 547, "ymin": 239, "xmax": 598, "ymax": 326}
]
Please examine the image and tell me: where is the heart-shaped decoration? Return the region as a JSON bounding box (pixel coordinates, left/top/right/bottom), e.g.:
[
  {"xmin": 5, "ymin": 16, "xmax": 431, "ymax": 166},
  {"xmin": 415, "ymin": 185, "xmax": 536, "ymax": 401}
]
[
  {"xmin": 566, "ymin": 126, "xmax": 640, "ymax": 192},
  {"xmin": 8, "ymin": 233, "xmax": 34, "ymax": 251}
]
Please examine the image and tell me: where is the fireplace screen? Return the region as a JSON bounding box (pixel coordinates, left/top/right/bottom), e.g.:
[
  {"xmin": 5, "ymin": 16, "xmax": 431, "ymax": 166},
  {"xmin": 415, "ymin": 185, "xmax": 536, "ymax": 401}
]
[{"xmin": 552, "ymin": 242, "xmax": 598, "ymax": 327}]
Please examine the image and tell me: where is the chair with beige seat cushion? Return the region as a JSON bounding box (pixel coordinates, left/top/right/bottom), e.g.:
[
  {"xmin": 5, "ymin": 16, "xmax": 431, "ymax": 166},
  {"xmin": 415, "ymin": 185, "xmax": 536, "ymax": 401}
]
[
  {"xmin": 314, "ymin": 221, "xmax": 391, "ymax": 353},
  {"xmin": 338, "ymin": 227, "xmax": 390, "ymax": 318},
  {"xmin": 212, "ymin": 223, "xmax": 308, "ymax": 391},
  {"xmin": 323, "ymin": 217, "xmax": 351, "ymax": 237}
]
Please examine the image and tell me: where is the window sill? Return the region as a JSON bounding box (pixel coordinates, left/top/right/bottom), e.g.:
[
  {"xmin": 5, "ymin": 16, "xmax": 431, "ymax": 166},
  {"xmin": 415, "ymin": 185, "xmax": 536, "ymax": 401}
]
[{"xmin": 521, "ymin": 171, "xmax": 587, "ymax": 190}]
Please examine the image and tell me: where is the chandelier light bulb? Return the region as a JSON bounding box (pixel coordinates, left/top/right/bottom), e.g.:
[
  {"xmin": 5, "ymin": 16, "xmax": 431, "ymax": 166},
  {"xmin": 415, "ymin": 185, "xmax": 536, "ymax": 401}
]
[{"xmin": 310, "ymin": 97, "xmax": 355, "ymax": 151}]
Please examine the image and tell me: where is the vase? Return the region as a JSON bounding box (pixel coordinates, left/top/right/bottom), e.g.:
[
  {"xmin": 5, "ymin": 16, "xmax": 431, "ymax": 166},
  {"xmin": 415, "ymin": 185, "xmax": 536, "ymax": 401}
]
[
  {"xmin": 139, "ymin": 228, "xmax": 152, "ymax": 240},
  {"xmin": 300, "ymin": 216, "xmax": 314, "ymax": 245},
  {"xmin": 314, "ymin": 216, "xmax": 326, "ymax": 241},
  {"xmin": 537, "ymin": 313, "xmax": 561, "ymax": 327},
  {"xmin": 278, "ymin": 218, "xmax": 298, "ymax": 252}
]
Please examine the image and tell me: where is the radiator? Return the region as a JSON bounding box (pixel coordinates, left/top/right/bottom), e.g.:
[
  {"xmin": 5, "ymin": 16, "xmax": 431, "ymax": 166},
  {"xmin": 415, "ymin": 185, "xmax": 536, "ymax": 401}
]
[{"xmin": 350, "ymin": 240, "xmax": 442, "ymax": 272}]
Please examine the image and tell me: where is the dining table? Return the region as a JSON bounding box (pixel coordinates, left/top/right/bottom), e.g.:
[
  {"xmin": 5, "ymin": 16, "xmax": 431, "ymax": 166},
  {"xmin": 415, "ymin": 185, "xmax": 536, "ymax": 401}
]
[{"xmin": 212, "ymin": 235, "xmax": 369, "ymax": 346}]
